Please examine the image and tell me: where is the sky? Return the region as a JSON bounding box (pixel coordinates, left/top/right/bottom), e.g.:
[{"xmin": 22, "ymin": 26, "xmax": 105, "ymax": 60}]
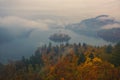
[
  {"xmin": 0, "ymin": 0, "xmax": 120, "ymax": 20},
  {"xmin": 0, "ymin": 0, "xmax": 120, "ymax": 30}
]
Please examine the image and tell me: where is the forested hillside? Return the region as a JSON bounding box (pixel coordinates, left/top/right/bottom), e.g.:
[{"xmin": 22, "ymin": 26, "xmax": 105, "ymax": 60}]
[
  {"xmin": 97, "ymin": 28, "xmax": 120, "ymax": 42},
  {"xmin": 0, "ymin": 42, "xmax": 120, "ymax": 80}
]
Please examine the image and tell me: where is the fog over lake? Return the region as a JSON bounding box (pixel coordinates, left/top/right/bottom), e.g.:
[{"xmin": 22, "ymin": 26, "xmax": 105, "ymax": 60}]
[{"xmin": 0, "ymin": 27, "xmax": 111, "ymax": 63}]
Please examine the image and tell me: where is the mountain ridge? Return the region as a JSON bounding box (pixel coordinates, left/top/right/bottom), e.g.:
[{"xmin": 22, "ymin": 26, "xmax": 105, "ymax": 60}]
[{"xmin": 66, "ymin": 15, "xmax": 120, "ymax": 42}]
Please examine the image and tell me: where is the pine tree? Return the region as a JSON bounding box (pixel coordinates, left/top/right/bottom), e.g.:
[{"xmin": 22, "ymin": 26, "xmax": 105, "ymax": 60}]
[
  {"xmin": 111, "ymin": 42, "xmax": 120, "ymax": 66},
  {"xmin": 106, "ymin": 44, "xmax": 112, "ymax": 54},
  {"xmin": 89, "ymin": 53, "xmax": 94, "ymax": 60},
  {"xmin": 77, "ymin": 53, "xmax": 86, "ymax": 65}
]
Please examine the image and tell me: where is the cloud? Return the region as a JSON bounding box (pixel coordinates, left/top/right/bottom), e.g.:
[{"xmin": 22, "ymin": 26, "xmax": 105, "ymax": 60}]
[
  {"xmin": 0, "ymin": 15, "xmax": 68, "ymax": 44},
  {"xmin": 101, "ymin": 23, "xmax": 120, "ymax": 29},
  {"xmin": 0, "ymin": 16, "xmax": 49, "ymax": 44},
  {"xmin": 0, "ymin": 16, "xmax": 49, "ymax": 34},
  {"xmin": 0, "ymin": 16, "xmax": 48, "ymax": 30}
]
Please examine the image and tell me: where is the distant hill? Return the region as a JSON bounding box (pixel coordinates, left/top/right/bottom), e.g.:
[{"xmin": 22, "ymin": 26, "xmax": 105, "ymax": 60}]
[
  {"xmin": 66, "ymin": 15, "xmax": 120, "ymax": 42},
  {"xmin": 97, "ymin": 28, "xmax": 120, "ymax": 42}
]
